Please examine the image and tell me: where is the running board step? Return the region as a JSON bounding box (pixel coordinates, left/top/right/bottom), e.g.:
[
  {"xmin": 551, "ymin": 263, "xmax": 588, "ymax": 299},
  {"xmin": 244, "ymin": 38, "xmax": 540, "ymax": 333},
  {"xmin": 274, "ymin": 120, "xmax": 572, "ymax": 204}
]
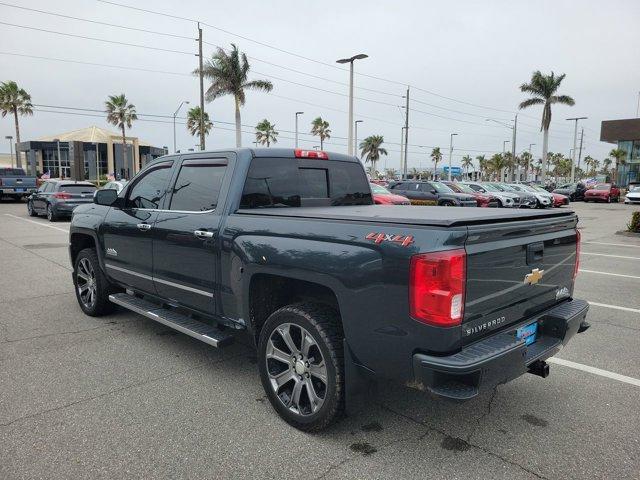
[{"xmin": 109, "ymin": 293, "xmax": 234, "ymax": 348}]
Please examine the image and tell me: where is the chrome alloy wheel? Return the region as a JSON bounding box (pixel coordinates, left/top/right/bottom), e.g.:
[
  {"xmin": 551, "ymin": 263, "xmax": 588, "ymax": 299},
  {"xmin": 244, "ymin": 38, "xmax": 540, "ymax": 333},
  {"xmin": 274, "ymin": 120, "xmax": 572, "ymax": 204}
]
[
  {"xmin": 265, "ymin": 323, "xmax": 328, "ymax": 416},
  {"xmin": 76, "ymin": 257, "xmax": 97, "ymax": 309}
]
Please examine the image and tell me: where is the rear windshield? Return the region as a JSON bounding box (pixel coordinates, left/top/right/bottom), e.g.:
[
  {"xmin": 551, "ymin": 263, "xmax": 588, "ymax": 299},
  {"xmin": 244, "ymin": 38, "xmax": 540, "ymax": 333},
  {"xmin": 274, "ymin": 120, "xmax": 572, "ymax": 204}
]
[
  {"xmin": 240, "ymin": 157, "xmax": 372, "ymax": 208},
  {"xmin": 0, "ymin": 168, "xmax": 26, "ymax": 176},
  {"xmin": 59, "ymin": 184, "xmax": 97, "ymax": 193}
]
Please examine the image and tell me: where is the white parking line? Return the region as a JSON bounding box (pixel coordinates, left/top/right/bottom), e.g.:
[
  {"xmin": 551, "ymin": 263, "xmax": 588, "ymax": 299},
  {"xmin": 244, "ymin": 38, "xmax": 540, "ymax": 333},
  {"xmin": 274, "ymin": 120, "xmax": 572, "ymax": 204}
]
[
  {"xmin": 588, "ymin": 301, "xmax": 640, "ymax": 314},
  {"xmin": 579, "ymin": 269, "xmax": 640, "ymax": 279},
  {"xmin": 582, "ymin": 252, "xmax": 640, "ymax": 260},
  {"xmin": 3, "ymin": 214, "xmax": 69, "ymax": 233},
  {"xmin": 583, "ymin": 241, "xmax": 640, "ymax": 249},
  {"xmin": 548, "ymin": 358, "xmax": 640, "ymax": 387}
]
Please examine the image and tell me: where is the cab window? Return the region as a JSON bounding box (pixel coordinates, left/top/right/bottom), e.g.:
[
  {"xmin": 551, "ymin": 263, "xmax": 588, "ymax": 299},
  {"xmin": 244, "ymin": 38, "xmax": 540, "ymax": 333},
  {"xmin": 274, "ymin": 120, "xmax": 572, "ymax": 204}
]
[{"xmin": 126, "ymin": 163, "xmax": 173, "ymax": 209}]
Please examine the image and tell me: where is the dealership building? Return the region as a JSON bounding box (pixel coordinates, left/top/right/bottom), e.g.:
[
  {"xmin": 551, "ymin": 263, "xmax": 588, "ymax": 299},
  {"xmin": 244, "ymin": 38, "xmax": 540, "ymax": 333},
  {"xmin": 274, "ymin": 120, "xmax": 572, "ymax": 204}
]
[
  {"xmin": 600, "ymin": 118, "xmax": 640, "ymax": 186},
  {"xmin": 16, "ymin": 126, "xmax": 167, "ymax": 180}
]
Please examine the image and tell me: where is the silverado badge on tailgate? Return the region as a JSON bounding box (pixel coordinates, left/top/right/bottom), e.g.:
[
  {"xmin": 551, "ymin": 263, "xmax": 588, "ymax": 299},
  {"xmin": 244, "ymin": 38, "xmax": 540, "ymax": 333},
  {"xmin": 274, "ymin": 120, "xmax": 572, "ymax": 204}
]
[{"xmin": 524, "ymin": 268, "xmax": 544, "ymax": 285}]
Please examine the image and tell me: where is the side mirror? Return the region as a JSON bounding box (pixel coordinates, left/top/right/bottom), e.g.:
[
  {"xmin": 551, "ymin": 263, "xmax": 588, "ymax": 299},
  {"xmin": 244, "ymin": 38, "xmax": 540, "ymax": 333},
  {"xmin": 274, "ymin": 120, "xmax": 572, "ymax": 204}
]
[{"xmin": 94, "ymin": 188, "xmax": 118, "ymax": 206}]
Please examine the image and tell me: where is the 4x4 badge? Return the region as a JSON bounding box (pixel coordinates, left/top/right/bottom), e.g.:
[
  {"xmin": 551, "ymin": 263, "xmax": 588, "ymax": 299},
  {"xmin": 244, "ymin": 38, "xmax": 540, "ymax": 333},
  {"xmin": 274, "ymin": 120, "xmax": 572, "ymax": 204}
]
[
  {"xmin": 524, "ymin": 268, "xmax": 544, "ymax": 285},
  {"xmin": 365, "ymin": 232, "xmax": 414, "ymax": 247}
]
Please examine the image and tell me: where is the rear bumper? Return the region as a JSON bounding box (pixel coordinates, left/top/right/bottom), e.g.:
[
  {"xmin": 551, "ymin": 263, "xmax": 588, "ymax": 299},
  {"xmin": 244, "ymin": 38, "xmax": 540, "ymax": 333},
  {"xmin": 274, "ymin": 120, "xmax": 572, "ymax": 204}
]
[
  {"xmin": 53, "ymin": 203, "xmax": 88, "ymax": 215},
  {"xmin": 412, "ymin": 299, "xmax": 589, "ymax": 400},
  {"xmin": 1, "ymin": 188, "xmax": 35, "ymax": 195}
]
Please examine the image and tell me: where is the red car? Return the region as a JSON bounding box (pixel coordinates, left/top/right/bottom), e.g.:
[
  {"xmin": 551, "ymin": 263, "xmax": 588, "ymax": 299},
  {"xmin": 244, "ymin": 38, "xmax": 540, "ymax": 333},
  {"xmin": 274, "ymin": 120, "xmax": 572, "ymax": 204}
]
[
  {"xmin": 551, "ymin": 192, "xmax": 570, "ymax": 207},
  {"xmin": 443, "ymin": 181, "xmax": 498, "ymax": 207},
  {"xmin": 370, "ymin": 183, "xmax": 411, "ymax": 205},
  {"xmin": 584, "ymin": 183, "xmax": 621, "ymax": 203}
]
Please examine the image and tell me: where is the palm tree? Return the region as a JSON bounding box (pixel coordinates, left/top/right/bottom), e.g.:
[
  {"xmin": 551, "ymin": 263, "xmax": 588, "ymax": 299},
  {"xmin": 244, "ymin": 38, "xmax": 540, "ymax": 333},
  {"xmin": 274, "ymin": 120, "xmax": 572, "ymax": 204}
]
[
  {"xmin": 609, "ymin": 148, "xmax": 627, "ymax": 185},
  {"xmin": 519, "ymin": 71, "xmax": 575, "ymax": 185},
  {"xmin": 602, "ymin": 158, "xmax": 612, "ymax": 174},
  {"xmin": 503, "ymin": 152, "xmax": 516, "ymax": 182},
  {"xmin": 583, "ymin": 156, "xmax": 594, "ymax": 177},
  {"xmin": 475, "ymin": 154, "xmax": 486, "ymax": 180},
  {"xmin": 311, "ymin": 117, "xmax": 331, "ymax": 149},
  {"xmin": 409, "ymin": 167, "xmax": 420, "ymax": 179},
  {"xmin": 255, "ymin": 119, "xmax": 278, "ymax": 147},
  {"xmin": 105, "ymin": 94, "xmax": 137, "ymax": 171},
  {"xmin": 196, "ymin": 44, "xmax": 273, "ymax": 147},
  {"xmin": 461, "ymin": 155, "xmax": 473, "ymax": 179},
  {"xmin": 488, "ymin": 153, "xmax": 507, "ymax": 181},
  {"xmin": 359, "ymin": 135, "xmax": 388, "ymax": 174},
  {"xmin": 520, "ymin": 151, "xmax": 533, "ymax": 181},
  {"xmin": 385, "ymin": 168, "xmax": 397, "ymax": 179},
  {"xmin": 0, "ymin": 81, "xmax": 33, "ymax": 169},
  {"xmin": 186, "ymin": 106, "xmax": 213, "ymax": 144},
  {"xmin": 431, "ymin": 147, "xmax": 443, "ymax": 179}
]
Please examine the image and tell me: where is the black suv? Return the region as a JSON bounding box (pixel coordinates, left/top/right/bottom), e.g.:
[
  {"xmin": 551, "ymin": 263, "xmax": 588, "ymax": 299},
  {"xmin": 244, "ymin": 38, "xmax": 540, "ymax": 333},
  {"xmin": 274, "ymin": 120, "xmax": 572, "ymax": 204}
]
[
  {"xmin": 27, "ymin": 180, "xmax": 97, "ymax": 221},
  {"xmin": 553, "ymin": 182, "xmax": 586, "ymax": 201},
  {"xmin": 388, "ymin": 180, "xmax": 477, "ymax": 206}
]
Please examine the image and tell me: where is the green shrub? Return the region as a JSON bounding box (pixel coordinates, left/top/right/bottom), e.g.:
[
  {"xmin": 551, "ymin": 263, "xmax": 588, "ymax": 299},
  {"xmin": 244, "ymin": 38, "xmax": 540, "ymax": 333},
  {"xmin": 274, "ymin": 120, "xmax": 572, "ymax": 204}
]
[{"xmin": 628, "ymin": 211, "xmax": 640, "ymax": 233}]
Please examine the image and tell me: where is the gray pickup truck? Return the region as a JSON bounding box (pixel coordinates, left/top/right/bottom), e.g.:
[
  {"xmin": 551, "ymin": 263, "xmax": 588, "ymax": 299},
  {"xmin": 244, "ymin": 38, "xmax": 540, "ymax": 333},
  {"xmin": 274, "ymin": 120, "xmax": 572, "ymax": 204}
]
[
  {"xmin": 0, "ymin": 167, "xmax": 37, "ymax": 201},
  {"xmin": 69, "ymin": 148, "xmax": 589, "ymax": 431}
]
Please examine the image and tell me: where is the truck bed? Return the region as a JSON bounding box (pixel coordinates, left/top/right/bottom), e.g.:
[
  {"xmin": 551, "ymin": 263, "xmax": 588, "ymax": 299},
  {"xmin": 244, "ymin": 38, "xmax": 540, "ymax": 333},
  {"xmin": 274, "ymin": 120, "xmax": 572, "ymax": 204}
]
[{"xmin": 236, "ymin": 205, "xmax": 575, "ymax": 227}]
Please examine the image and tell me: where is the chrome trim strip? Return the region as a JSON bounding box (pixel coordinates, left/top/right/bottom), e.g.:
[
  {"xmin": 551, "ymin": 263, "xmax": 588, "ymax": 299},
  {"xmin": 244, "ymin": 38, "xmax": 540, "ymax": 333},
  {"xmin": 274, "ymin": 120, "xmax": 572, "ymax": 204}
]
[
  {"xmin": 152, "ymin": 276, "xmax": 214, "ymax": 298},
  {"xmin": 105, "ymin": 263, "xmax": 214, "ymax": 298},
  {"xmin": 106, "ymin": 263, "xmax": 153, "ymax": 281}
]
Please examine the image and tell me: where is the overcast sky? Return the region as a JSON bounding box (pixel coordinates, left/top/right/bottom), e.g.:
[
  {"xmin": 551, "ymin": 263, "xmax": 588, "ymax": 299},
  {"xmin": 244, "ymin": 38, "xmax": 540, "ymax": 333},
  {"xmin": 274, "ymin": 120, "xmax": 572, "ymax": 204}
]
[{"xmin": 1, "ymin": 0, "xmax": 639, "ymax": 171}]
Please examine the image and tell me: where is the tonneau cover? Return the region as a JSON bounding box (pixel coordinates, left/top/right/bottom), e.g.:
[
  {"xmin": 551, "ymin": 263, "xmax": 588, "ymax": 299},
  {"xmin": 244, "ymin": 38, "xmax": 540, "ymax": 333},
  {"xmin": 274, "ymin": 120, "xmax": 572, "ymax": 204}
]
[{"xmin": 236, "ymin": 205, "xmax": 575, "ymax": 227}]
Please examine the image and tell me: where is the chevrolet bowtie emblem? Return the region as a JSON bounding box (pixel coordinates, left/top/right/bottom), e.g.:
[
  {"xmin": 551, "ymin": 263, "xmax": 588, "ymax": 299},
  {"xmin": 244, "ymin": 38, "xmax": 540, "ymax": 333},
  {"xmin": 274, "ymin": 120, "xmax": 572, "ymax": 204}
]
[{"xmin": 524, "ymin": 268, "xmax": 544, "ymax": 285}]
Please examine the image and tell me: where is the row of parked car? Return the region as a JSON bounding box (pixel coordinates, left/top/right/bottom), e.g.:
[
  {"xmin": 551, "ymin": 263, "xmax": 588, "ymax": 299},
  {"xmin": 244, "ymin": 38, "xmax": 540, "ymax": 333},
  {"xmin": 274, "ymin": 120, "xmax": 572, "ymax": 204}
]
[
  {"xmin": 551, "ymin": 182, "xmax": 626, "ymax": 203},
  {"xmin": 371, "ymin": 179, "xmax": 569, "ymax": 208}
]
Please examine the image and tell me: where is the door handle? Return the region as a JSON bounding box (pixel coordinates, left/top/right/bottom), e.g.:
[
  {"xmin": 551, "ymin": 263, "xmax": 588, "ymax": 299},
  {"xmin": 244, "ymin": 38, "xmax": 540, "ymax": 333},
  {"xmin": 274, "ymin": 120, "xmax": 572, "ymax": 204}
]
[
  {"xmin": 136, "ymin": 223, "xmax": 152, "ymax": 231},
  {"xmin": 194, "ymin": 230, "xmax": 214, "ymax": 239}
]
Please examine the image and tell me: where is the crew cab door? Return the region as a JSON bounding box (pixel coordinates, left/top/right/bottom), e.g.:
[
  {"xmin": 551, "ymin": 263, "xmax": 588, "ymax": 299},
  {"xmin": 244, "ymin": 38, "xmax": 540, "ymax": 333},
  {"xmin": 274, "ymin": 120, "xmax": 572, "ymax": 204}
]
[
  {"xmin": 101, "ymin": 161, "xmax": 173, "ymax": 294},
  {"xmin": 419, "ymin": 182, "xmax": 438, "ymax": 202},
  {"xmin": 151, "ymin": 156, "xmax": 231, "ymax": 315}
]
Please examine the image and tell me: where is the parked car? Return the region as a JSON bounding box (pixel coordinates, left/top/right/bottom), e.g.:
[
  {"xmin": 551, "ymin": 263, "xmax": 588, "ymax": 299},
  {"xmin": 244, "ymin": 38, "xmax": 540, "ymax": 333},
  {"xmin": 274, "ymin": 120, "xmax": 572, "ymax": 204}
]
[
  {"xmin": 553, "ymin": 182, "xmax": 586, "ymax": 201},
  {"xmin": 488, "ymin": 183, "xmax": 537, "ymax": 208},
  {"xmin": 442, "ymin": 181, "xmax": 498, "ymax": 207},
  {"xmin": 27, "ymin": 180, "xmax": 97, "ymax": 221},
  {"xmin": 527, "ymin": 184, "xmax": 569, "ymax": 207},
  {"xmin": 0, "ymin": 167, "xmax": 37, "ymax": 201},
  {"xmin": 461, "ymin": 182, "xmax": 518, "ymax": 208},
  {"xmin": 70, "ymin": 147, "xmax": 589, "ymax": 431},
  {"xmin": 584, "ymin": 183, "xmax": 621, "ymax": 203},
  {"xmin": 388, "ymin": 180, "xmax": 477, "ymax": 206},
  {"xmin": 101, "ymin": 180, "xmax": 129, "ymax": 193},
  {"xmin": 508, "ymin": 184, "xmax": 553, "ymax": 208},
  {"xmin": 370, "ymin": 183, "xmax": 411, "ymax": 205},
  {"xmin": 624, "ymin": 185, "xmax": 640, "ymax": 204}
]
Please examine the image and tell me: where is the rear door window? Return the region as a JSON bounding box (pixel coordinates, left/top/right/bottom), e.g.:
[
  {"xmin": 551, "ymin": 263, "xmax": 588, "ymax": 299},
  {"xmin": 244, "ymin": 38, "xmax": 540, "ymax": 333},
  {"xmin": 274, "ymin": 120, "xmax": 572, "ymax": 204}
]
[{"xmin": 169, "ymin": 160, "xmax": 227, "ymax": 211}]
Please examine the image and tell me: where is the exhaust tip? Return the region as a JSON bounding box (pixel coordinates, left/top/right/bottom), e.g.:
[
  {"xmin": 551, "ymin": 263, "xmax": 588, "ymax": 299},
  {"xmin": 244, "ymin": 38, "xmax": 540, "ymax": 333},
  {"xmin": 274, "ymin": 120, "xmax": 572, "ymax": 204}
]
[{"xmin": 528, "ymin": 360, "xmax": 550, "ymax": 378}]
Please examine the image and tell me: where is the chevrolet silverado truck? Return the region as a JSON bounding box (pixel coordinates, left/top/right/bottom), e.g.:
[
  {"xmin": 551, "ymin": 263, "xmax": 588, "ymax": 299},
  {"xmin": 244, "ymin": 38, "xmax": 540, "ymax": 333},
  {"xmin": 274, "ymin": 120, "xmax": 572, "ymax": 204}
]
[
  {"xmin": 69, "ymin": 148, "xmax": 590, "ymax": 431},
  {"xmin": 0, "ymin": 167, "xmax": 37, "ymax": 201}
]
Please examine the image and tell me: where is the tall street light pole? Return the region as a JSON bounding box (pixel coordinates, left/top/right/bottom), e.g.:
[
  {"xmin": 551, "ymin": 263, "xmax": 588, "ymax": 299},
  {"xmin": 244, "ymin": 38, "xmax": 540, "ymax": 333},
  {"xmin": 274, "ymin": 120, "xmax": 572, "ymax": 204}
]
[
  {"xmin": 354, "ymin": 120, "xmax": 363, "ymax": 157},
  {"xmin": 5, "ymin": 136, "xmax": 13, "ymax": 168},
  {"xmin": 197, "ymin": 23, "xmax": 205, "ymax": 151},
  {"xmin": 295, "ymin": 111, "xmax": 304, "ymax": 148},
  {"xmin": 173, "ymin": 100, "xmax": 190, "ymax": 153},
  {"xmin": 336, "ymin": 53, "xmax": 368, "ymax": 156},
  {"xmin": 448, "ymin": 133, "xmax": 458, "ymax": 181},
  {"xmin": 566, "ymin": 116, "xmax": 587, "ymax": 183}
]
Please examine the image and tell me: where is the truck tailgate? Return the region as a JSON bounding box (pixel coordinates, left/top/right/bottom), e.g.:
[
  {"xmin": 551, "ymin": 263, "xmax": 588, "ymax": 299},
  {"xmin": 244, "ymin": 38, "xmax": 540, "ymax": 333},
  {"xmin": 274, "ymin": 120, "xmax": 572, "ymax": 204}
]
[{"xmin": 463, "ymin": 215, "xmax": 578, "ymax": 343}]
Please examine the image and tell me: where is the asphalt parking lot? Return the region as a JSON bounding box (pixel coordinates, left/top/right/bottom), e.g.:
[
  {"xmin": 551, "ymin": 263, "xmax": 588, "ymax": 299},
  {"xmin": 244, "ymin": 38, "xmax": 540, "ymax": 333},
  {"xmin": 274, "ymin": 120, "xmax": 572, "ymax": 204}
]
[{"xmin": 1, "ymin": 200, "xmax": 639, "ymax": 480}]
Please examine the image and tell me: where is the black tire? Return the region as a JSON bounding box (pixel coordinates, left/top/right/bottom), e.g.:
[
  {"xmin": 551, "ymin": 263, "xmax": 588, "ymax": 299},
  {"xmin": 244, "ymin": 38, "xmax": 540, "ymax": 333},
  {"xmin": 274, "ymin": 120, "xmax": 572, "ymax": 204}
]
[
  {"xmin": 73, "ymin": 248, "xmax": 116, "ymax": 316},
  {"xmin": 46, "ymin": 204, "xmax": 57, "ymax": 222},
  {"xmin": 440, "ymin": 200, "xmax": 455, "ymax": 207},
  {"xmin": 27, "ymin": 201, "xmax": 38, "ymax": 217},
  {"xmin": 258, "ymin": 303, "xmax": 344, "ymax": 432}
]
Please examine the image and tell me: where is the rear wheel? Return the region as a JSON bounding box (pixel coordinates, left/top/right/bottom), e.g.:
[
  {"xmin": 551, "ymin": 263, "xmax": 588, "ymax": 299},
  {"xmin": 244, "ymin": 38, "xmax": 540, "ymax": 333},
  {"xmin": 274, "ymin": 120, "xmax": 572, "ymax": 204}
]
[
  {"xmin": 46, "ymin": 204, "xmax": 57, "ymax": 222},
  {"xmin": 73, "ymin": 248, "xmax": 116, "ymax": 316},
  {"xmin": 440, "ymin": 200, "xmax": 455, "ymax": 207},
  {"xmin": 258, "ymin": 303, "xmax": 344, "ymax": 432}
]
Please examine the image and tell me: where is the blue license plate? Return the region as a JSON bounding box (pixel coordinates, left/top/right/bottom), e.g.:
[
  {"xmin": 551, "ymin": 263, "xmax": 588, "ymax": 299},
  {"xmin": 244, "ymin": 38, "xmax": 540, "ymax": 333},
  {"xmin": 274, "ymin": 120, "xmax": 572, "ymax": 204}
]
[
  {"xmin": 517, "ymin": 322, "xmax": 538, "ymax": 346},
  {"xmin": 15, "ymin": 188, "xmax": 24, "ymax": 192}
]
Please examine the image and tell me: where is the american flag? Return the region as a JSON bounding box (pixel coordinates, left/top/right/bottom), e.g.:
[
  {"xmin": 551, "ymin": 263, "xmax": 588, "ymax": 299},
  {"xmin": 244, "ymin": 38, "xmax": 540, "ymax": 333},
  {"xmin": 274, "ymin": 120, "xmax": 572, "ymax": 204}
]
[{"xmin": 41, "ymin": 171, "xmax": 50, "ymax": 179}]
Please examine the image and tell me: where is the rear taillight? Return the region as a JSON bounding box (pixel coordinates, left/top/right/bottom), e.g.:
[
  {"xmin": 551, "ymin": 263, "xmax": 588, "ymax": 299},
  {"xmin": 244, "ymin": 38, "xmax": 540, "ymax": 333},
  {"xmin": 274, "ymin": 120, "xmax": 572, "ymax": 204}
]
[
  {"xmin": 53, "ymin": 192, "xmax": 71, "ymax": 199},
  {"xmin": 409, "ymin": 249, "xmax": 466, "ymax": 327},
  {"xmin": 294, "ymin": 149, "xmax": 329, "ymax": 159},
  {"xmin": 573, "ymin": 229, "xmax": 581, "ymax": 279}
]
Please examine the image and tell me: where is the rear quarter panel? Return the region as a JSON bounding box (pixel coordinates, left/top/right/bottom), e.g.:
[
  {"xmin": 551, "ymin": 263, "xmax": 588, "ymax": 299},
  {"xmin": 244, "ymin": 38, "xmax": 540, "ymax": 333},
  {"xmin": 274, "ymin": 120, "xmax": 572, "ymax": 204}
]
[{"xmin": 220, "ymin": 212, "xmax": 467, "ymax": 382}]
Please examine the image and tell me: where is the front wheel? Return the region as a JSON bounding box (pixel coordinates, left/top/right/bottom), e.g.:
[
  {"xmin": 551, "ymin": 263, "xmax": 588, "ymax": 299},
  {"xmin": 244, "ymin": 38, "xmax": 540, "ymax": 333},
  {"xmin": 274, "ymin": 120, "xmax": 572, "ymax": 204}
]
[
  {"xmin": 73, "ymin": 248, "xmax": 116, "ymax": 316},
  {"xmin": 258, "ymin": 303, "xmax": 344, "ymax": 432},
  {"xmin": 440, "ymin": 200, "xmax": 455, "ymax": 207},
  {"xmin": 27, "ymin": 201, "xmax": 38, "ymax": 217}
]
